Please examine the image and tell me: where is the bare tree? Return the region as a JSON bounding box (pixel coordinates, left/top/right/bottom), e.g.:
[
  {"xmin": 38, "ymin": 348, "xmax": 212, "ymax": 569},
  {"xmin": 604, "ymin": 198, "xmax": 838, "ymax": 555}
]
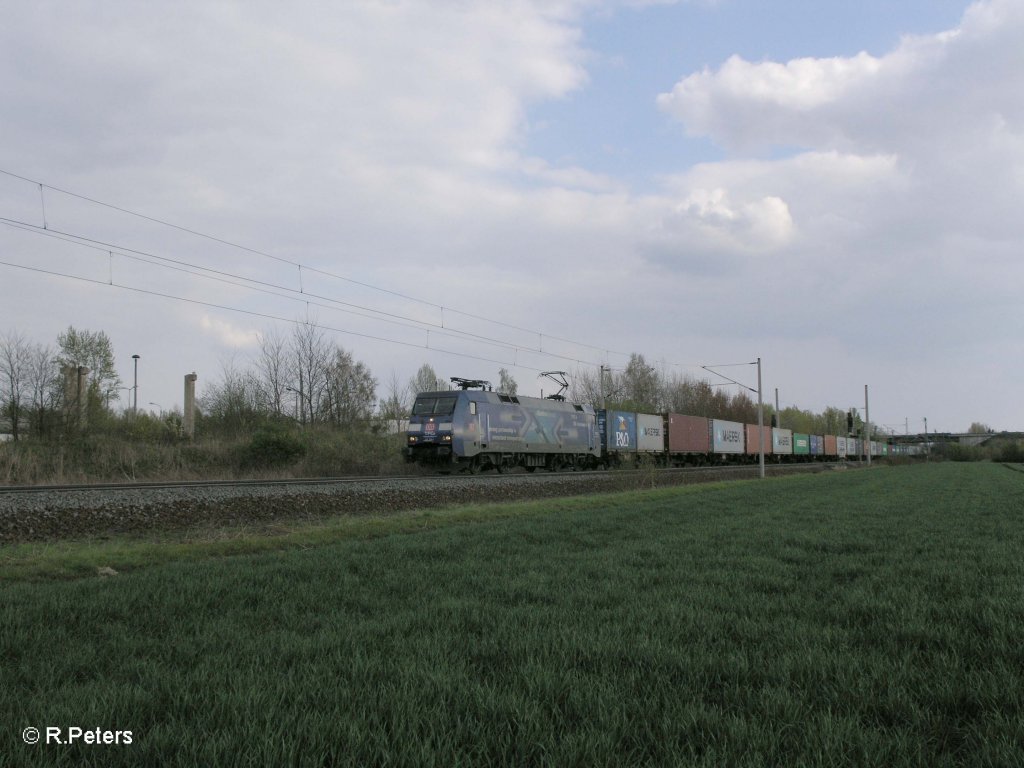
[
  {"xmin": 290, "ymin": 322, "xmax": 332, "ymax": 424},
  {"xmin": 0, "ymin": 334, "xmax": 57, "ymax": 439},
  {"xmin": 0, "ymin": 330, "xmax": 29, "ymax": 440},
  {"xmin": 254, "ymin": 328, "xmax": 294, "ymax": 418},
  {"xmin": 379, "ymin": 370, "xmax": 411, "ymax": 432},
  {"xmin": 569, "ymin": 366, "xmax": 603, "ymax": 407},
  {"xmin": 200, "ymin": 356, "xmax": 261, "ymax": 434},
  {"xmin": 323, "ymin": 347, "xmax": 377, "ymax": 427},
  {"xmin": 25, "ymin": 342, "xmax": 59, "ymax": 437}
]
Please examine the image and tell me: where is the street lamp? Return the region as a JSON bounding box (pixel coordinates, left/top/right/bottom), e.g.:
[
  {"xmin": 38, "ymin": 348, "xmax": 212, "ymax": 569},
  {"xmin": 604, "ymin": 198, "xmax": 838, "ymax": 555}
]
[
  {"xmin": 286, "ymin": 385, "xmax": 310, "ymax": 425},
  {"xmin": 131, "ymin": 354, "xmax": 140, "ymax": 416}
]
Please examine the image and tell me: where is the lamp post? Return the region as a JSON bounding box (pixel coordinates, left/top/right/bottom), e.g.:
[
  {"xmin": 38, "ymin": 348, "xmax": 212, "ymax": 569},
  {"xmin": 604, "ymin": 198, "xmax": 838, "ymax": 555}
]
[
  {"xmin": 286, "ymin": 385, "xmax": 310, "ymax": 425},
  {"xmin": 131, "ymin": 354, "xmax": 140, "ymax": 416}
]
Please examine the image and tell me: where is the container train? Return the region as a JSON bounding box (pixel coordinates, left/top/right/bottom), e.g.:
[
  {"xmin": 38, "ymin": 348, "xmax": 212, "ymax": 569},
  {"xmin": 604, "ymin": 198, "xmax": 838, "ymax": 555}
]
[{"xmin": 404, "ymin": 379, "xmax": 921, "ymax": 473}]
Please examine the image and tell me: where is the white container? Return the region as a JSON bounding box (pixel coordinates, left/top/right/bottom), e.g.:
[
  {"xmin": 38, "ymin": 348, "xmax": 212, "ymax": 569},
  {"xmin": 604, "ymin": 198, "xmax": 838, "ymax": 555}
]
[
  {"xmin": 712, "ymin": 419, "xmax": 745, "ymax": 454},
  {"xmin": 772, "ymin": 428, "xmax": 793, "ymax": 455},
  {"xmin": 637, "ymin": 413, "xmax": 665, "ymax": 453}
]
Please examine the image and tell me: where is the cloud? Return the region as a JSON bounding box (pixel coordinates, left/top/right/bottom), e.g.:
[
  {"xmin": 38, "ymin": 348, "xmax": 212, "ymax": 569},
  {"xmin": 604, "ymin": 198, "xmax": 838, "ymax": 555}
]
[
  {"xmin": 656, "ymin": 0, "xmax": 1024, "ymax": 158},
  {"xmin": 641, "ymin": 187, "xmax": 794, "ymax": 274},
  {"xmin": 198, "ymin": 316, "xmax": 259, "ymax": 350}
]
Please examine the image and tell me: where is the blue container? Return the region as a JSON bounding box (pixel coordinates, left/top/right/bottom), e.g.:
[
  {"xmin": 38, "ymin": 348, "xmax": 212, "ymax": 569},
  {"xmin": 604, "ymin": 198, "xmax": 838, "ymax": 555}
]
[
  {"xmin": 599, "ymin": 410, "xmax": 637, "ymax": 453},
  {"xmin": 809, "ymin": 434, "xmax": 824, "ymax": 455}
]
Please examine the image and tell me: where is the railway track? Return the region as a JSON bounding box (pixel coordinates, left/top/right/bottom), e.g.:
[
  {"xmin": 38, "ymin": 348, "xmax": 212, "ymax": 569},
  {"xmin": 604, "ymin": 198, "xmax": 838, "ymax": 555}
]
[
  {"xmin": 0, "ymin": 461, "xmax": 847, "ymax": 495},
  {"xmin": 0, "ymin": 474, "xmax": 425, "ymax": 495},
  {"xmin": 0, "ymin": 462, "xmax": 853, "ymax": 543}
]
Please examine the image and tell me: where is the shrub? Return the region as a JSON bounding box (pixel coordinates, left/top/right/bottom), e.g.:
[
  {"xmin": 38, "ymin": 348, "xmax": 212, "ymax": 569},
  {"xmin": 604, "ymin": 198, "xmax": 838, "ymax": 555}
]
[
  {"xmin": 938, "ymin": 443, "xmax": 985, "ymax": 462},
  {"xmin": 295, "ymin": 428, "xmax": 406, "ymax": 477},
  {"xmin": 238, "ymin": 428, "xmax": 306, "ymax": 470},
  {"xmin": 998, "ymin": 441, "xmax": 1024, "ymax": 463}
]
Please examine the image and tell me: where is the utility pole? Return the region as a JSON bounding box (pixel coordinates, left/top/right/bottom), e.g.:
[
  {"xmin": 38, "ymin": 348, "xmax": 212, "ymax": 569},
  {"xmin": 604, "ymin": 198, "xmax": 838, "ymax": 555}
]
[
  {"xmin": 865, "ymin": 384, "xmax": 871, "ymax": 466},
  {"xmin": 131, "ymin": 354, "xmax": 140, "ymax": 417},
  {"xmin": 701, "ymin": 359, "xmax": 765, "ymax": 479},
  {"xmin": 757, "ymin": 358, "xmax": 765, "ymax": 479}
]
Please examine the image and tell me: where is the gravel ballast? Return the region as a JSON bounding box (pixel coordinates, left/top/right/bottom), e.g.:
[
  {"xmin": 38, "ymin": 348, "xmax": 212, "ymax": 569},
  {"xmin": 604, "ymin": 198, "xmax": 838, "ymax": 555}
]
[{"xmin": 0, "ymin": 465, "xmax": 834, "ymax": 543}]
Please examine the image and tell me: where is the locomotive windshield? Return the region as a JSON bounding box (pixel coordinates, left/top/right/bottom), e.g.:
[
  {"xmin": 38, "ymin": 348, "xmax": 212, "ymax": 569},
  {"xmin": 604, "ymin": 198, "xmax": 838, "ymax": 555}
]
[{"xmin": 412, "ymin": 396, "xmax": 457, "ymax": 417}]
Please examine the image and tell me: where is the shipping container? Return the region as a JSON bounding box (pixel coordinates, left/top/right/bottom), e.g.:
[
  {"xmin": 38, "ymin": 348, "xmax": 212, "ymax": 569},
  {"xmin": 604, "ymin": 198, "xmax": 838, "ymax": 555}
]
[
  {"xmin": 772, "ymin": 428, "xmax": 793, "ymax": 455},
  {"xmin": 667, "ymin": 414, "xmax": 710, "ymax": 454},
  {"xmin": 824, "ymin": 435, "xmax": 837, "ymax": 456},
  {"xmin": 637, "ymin": 413, "xmax": 665, "ymax": 453},
  {"xmin": 744, "ymin": 424, "xmax": 772, "ymax": 455},
  {"xmin": 600, "ymin": 410, "xmax": 637, "ymax": 453},
  {"xmin": 836, "ymin": 436, "xmax": 847, "ymax": 457},
  {"xmin": 792, "ymin": 433, "xmax": 810, "ymax": 455},
  {"xmin": 712, "ymin": 419, "xmax": 745, "ymax": 454}
]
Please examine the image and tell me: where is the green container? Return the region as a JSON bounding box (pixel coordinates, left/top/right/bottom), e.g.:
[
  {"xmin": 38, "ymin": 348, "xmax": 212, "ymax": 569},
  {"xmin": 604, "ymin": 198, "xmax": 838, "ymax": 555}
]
[{"xmin": 792, "ymin": 433, "xmax": 810, "ymax": 455}]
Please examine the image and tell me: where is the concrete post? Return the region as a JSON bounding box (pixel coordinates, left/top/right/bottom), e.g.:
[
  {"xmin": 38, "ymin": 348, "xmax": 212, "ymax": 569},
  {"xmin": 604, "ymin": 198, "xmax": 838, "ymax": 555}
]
[
  {"xmin": 77, "ymin": 366, "xmax": 89, "ymax": 428},
  {"xmin": 61, "ymin": 366, "xmax": 76, "ymax": 428},
  {"xmin": 62, "ymin": 365, "xmax": 90, "ymax": 430},
  {"xmin": 183, "ymin": 372, "xmax": 197, "ymax": 439}
]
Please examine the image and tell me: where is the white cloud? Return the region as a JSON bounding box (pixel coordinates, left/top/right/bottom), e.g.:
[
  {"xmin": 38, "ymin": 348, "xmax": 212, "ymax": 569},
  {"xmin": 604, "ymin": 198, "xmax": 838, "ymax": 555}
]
[
  {"xmin": 656, "ymin": 0, "xmax": 1024, "ymax": 158},
  {"xmin": 198, "ymin": 316, "xmax": 259, "ymax": 350}
]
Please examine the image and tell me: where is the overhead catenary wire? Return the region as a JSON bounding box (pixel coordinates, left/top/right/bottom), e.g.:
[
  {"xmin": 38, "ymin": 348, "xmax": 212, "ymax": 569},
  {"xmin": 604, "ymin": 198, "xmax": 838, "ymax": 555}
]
[
  {"xmin": 0, "ymin": 168, "xmax": 627, "ymax": 359},
  {"xmin": 0, "ymin": 169, "xmax": 733, "ymax": 377},
  {"xmin": 0, "ymin": 256, "xmax": 555, "ymax": 374},
  {"xmin": 0, "ymin": 216, "xmax": 605, "ymax": 369}
]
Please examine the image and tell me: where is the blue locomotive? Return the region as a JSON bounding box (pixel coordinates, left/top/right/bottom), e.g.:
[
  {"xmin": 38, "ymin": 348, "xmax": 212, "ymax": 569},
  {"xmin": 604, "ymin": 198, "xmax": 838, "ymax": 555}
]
[{"xmin": 405, "ymin": 379, "xmax": 601, "ymax": 473}]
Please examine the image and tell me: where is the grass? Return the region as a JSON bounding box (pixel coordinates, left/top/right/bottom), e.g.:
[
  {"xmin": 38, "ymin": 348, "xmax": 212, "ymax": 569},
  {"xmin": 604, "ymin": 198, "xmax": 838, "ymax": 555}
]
[
  {"xmin": 0, "ymin": 427, "xmax": 408, "ymax": 485},
  {"xmin": 2, "ymin": 463, "xmax": 1024, "ymax": 766}
]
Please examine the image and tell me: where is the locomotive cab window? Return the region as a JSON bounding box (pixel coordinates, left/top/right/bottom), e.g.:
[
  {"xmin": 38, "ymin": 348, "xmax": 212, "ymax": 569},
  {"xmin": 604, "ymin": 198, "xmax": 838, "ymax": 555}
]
[{"xmin": 412, "ymin": 396, "xmax": 457, "ymax": 417}]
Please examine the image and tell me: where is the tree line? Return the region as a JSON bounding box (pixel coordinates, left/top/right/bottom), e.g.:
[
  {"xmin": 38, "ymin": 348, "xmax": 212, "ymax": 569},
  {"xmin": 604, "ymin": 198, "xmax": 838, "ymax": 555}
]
[{"xmin": 2, "ymin": 325, "xmax": 913, "ymax": 443}]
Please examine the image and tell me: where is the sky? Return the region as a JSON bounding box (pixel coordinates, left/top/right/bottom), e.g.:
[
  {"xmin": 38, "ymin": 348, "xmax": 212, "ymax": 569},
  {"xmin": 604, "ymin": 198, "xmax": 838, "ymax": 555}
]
[{"xmin": 1, "ymin": 0, "xmax": 1021, "ymax": 434}]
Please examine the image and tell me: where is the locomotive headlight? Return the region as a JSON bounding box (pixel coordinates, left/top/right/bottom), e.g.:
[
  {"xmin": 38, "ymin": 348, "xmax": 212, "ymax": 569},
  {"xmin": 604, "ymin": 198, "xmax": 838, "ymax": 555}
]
[
  {"xmin": 442, "ymin": 435, "xmax": 452, "ymax": 442},
  {"xmin": 408, "ymin": 436, "xmax": 418, "ymax": 443}
]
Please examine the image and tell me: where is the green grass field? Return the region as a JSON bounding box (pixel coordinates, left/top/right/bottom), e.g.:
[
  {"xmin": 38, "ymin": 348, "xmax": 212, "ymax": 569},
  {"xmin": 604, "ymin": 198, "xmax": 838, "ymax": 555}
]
[{"xmin": 3, "ymin": 463, "xmax": 1023, "ymax": 766}]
